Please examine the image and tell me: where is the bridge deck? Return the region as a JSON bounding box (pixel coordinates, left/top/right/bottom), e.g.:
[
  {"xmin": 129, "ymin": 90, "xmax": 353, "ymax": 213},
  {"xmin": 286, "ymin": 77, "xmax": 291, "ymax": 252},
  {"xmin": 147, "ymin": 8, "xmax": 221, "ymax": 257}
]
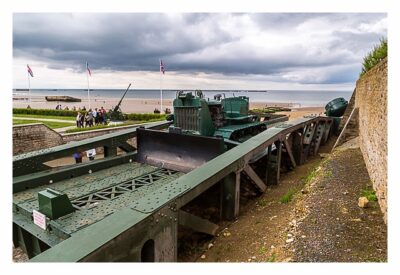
[
  {"xmin": 13, "ymin": 162, "xmax": 184, "ymax": 245},
  {"xmin": 13, "ymin": 116, "xmax": 334, "ymax": 261}
]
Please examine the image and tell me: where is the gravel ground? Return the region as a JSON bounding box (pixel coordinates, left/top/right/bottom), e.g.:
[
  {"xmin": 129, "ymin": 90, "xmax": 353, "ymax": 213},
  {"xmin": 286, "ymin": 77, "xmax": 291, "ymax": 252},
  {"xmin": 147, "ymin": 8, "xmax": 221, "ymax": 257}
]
[{"xmin": 290, "ymin": 147, "xmax": 387, "ymax": 262}]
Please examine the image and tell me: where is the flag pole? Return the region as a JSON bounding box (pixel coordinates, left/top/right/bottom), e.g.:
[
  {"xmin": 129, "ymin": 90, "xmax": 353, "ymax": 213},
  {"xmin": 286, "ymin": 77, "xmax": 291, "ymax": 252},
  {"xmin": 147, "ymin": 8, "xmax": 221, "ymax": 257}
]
[
  {"xmin": 159, "ymin": 59, "xmax": 163, "ymax": 113},
  {"xmin": 86, "ymin": 65, "xmax": 91, "ymax": 110},
  {"xmin": 160, "ymin": 73, "xmax": 163, "ymax": 113},
  {"xmin": 27, "ymin": 70, "xmax": 31, "ymax": 103}
]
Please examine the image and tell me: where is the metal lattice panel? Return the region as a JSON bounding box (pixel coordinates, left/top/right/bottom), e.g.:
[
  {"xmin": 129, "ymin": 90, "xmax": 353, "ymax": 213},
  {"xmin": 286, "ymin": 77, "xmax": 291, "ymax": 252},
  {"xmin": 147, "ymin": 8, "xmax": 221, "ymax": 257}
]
[{"xmin": 71, "ymin": 169, "xmax": 178, "ymax": 210}]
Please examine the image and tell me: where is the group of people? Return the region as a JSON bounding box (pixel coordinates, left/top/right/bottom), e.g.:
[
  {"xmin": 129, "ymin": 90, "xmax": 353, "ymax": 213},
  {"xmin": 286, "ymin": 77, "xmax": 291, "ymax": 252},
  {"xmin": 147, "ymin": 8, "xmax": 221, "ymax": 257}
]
[
  {"xmin": 76, "ymin": 107, "xmax": 108, "ymax": 128},
  {"xmin": 73, "ymin": 148, "xmax": 96, "ymax": 163},
  {"xmin": 56, "ymin": 105, "xmax": 87, "ymax": 111}
]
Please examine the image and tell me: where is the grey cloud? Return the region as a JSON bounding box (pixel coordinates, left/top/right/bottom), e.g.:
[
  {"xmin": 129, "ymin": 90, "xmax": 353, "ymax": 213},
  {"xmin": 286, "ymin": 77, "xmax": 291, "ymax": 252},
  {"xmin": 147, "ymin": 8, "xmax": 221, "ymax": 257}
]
[{"xmin": 13, "ymin": 13, "xmax": 386, "ymax": 85}]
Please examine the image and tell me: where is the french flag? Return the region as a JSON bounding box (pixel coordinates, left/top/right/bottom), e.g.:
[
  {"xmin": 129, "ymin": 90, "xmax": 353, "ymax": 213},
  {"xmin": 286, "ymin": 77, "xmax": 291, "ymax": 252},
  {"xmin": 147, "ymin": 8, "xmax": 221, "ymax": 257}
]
[
  {"xmin": 86, "ymin": 61, "xmax": 92, "ymax": 76},
  {"xmin": 27, "ymin": 64, "xmax": 34, "ymax": 77}
]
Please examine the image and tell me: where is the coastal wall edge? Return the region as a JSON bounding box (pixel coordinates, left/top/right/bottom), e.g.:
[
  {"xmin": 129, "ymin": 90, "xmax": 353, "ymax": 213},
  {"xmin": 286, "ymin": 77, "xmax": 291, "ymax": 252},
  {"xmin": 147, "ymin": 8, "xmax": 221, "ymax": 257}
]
[{"xmin": 355, "ymin": 57, "xmax": 387, "ymax": 223}]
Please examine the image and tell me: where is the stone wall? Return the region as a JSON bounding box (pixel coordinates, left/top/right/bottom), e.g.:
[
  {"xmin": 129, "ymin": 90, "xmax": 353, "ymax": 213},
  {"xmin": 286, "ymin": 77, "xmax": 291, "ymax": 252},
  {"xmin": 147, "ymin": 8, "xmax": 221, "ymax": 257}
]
[
  {"xmin": 13, "ymin": 123, "xmax": 64, "ymax": 155},
  {"xmin": 355, "ymin": 58, "xmax": 387, "ymax": 223},
  {"xmin": 13, "ymin": 123, "xmax": 139, "ymax": 156}
]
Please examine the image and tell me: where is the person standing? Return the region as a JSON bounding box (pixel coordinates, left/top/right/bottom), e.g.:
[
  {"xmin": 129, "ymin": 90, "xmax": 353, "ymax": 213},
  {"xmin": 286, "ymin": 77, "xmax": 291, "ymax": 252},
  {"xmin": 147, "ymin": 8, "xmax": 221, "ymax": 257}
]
[
  {"xmin": 73, "ymin": 151, "xmax": 83, "ymax": 163},
  {"xmin": 76, "ymin": 112, "xmax": 81, "ymax": 128},
  {"xmin": 101, "ymin": 107, "xmax": 107, "ymax": 124},
  {"xmin": 93, "ymin": 108, "xmax": 98, "ymax": 125},
  {"xmin": 80, "ymin": 112, "xmax": 85, "ymax": 127},
  {"xmin": 86, "ymin": 148, "xmax": 96, "ymax": 161}
]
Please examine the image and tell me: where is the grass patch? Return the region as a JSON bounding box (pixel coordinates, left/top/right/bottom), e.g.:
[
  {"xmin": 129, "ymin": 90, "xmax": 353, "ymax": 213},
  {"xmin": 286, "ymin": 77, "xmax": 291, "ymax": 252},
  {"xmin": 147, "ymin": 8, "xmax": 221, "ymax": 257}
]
[
  {"xmin": 360, "ymin": 37, "xmax": 387, "ymax": 77},
  {"xmin": 324, "ymin": 170, "xmax": 333, "ymax": 178},
  {"xmin": 258, "ymin": 246, "xmax": 267, "ymax": 255},
  {"xmin": 304, "ymin": 168, "xmax": 318, "ymax": 185},
  {"xmin": 13, "ymin": 119, "xmax": 73, "ymax": 129},
  {"xmin": 13, "ymin": 114, "xmax": 76, "ymax": 121},
  {"xmin": 280, "ymin": 188, "xmax": 297, "ymax": 204},
  {"xmin": 361, "ymin": 187, "xmax": 378, "ymax": 201},
  {"xmin": 266, "ymin": 253, "xmax": 276, "ymax": 262},
  {"xmin": 257, "ymin": 198, "xmax": 269, "ymax": 207}
]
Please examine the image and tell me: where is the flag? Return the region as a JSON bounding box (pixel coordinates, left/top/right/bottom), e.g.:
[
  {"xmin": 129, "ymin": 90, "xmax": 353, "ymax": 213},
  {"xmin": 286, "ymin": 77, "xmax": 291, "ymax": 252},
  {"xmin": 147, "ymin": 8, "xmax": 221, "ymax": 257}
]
[
  {"xmin": 27, "ymin": 64, "xmax": 34, "ymax": 77},
  {"xmin": 160, "ymin": 59, "xmax": 165, "ymax": 74},
  {"xmin": 86, "ymin": 61, "xmax": 92, "ymax": 76}
]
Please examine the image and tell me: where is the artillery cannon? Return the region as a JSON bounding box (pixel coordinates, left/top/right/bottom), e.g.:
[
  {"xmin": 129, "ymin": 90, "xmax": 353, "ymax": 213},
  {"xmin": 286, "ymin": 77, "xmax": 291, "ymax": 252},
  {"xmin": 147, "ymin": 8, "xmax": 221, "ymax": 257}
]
[{"xmin": 108, "ymin": 83, "xmax": 131, "ymax": 121}]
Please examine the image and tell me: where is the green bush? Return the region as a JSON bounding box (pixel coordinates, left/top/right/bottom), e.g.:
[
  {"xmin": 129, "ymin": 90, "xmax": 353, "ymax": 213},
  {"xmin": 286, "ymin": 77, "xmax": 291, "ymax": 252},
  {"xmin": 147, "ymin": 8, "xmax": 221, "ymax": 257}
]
[
  {"xmin": 360, "ymin": 37, "xmax": 387, "ymax": 77},
  {"xmin": 13, "ymin": 108, "xmax": 78, "ymax": 117},
  {"xmin": 13, "ymin": 108, "xmax": 167, "ymax": 121}
]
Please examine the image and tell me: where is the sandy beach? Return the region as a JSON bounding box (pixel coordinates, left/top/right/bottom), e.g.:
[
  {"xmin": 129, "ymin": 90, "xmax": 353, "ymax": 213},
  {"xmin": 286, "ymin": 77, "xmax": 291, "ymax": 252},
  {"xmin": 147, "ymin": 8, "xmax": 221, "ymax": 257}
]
[{"xmin": 13, "ymin": 95, "xmax": 324, "ymax": 120}]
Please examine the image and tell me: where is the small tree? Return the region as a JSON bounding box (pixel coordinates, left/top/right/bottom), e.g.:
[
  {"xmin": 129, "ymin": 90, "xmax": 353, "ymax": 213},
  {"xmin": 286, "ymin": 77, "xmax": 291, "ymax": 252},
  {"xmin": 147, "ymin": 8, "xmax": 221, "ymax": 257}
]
[{"xmin": 360, "ymin": 37, "xmax": 387, "ymax": 77}]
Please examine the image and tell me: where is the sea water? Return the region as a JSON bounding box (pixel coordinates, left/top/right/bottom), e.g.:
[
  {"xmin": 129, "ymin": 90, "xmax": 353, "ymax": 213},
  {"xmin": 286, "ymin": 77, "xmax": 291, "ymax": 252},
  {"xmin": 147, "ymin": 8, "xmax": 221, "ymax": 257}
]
[{"xmin": 13, "ymin": 89, "xmax": 352, "ymax": 107}]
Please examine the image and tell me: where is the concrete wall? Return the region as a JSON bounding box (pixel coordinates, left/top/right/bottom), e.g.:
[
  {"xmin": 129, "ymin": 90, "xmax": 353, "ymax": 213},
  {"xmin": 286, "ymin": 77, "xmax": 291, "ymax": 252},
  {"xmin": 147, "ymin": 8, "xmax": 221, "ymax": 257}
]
[
  {"xmin": 13, "ymin": 123, "xmax": 64, "ymax": 155},
  {"xmin": 355, "ymin": 58, "xmax": 387, "ymax": 222},
  {"xmin": 13, "ymin": 123, "xmax": 139, "ymax": 156}
]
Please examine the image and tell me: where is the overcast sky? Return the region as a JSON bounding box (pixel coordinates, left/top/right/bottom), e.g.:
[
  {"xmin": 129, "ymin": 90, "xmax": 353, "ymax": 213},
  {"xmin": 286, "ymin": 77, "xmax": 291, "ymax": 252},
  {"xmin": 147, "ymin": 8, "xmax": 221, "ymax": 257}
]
[{"xmin": 13, "ymin": 13, "xmax": 386, "ymax": 90}]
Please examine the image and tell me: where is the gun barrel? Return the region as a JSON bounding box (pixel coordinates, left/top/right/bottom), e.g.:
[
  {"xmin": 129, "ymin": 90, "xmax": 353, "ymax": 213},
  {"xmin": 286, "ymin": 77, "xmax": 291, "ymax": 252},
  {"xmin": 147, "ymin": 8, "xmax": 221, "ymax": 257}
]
[{"xmin": 113, "ymin": 83, "xmax": 132, "ymax": 113}]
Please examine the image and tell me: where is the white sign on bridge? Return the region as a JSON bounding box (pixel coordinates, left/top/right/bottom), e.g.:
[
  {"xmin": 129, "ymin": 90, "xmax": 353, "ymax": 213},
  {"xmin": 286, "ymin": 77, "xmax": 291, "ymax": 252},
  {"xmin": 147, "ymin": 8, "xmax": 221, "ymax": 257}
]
[{"xmin": 32, "ymin": 210, "xmax": 47, "ymax": 230}]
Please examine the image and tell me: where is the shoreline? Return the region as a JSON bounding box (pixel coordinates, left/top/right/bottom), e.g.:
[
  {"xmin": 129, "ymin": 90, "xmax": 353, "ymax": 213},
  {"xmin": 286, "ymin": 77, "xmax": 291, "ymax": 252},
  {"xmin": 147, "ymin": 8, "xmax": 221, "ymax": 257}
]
[{"xmin": 13, "ymin": 95, "xmax": 324, "ymax": 115}]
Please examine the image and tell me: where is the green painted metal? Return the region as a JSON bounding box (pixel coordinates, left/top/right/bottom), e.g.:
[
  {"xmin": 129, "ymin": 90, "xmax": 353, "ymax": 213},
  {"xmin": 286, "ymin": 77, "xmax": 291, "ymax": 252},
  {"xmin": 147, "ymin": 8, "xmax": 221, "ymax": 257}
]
[
  {"xmin": 13, "ymin": 158, "xmax": 183, "ymax": 256},
  {"xmin": 133, "ymin": 117, "xmax": 331, "ymax": 213},
  {"xmin": 30, "ymin": 208, "xmax": 151, "ymax": 262},
  {"xmin": 222, "ymin": 96, "xmax": 250, "ymax": 118},
  {"xmin": 172, "ymin": 91, "xmax": 288, "ymax": 142},
  {"xmin": 13, "ymin": 120, "xmax": 171, "ymax": 177},
  {"xmin": 14, "ymin": 115, "xmax": 332, "ymax": 262},
  {"xmin": 173, "ymin": 91, "xmax": 215, "ymax": 136},
  {"xmin": 324, "ymin": 97, "xmax": 348, "ymax": 117},
  {"xmin": 13, "ymin": 152, "xmax": 136, "ymax": 193},
  {"xmin": 38, "ymin": 189, "xmax": 75, "ymax": 219}
]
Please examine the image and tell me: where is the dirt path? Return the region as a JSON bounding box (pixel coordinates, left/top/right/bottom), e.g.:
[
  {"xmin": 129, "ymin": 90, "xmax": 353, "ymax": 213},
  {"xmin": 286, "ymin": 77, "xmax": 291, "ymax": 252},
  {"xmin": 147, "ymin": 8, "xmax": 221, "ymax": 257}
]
[{"xmin": 196, "ymin": 142, "xmax": 387, "ymax": 262}]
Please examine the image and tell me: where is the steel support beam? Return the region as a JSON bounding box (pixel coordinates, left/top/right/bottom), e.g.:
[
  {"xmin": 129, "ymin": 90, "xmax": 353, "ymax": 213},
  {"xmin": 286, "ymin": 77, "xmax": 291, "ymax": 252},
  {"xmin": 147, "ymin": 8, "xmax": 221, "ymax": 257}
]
[
  {"xmin": 104, "ymin": 145, "xmax": 117, "ymax": 157},
  {"xmin": 322, "ymin": 121, "xmax": 332, "ymax": 144},
  {"xmin": 244, "ymin": 164, "xmax": 266, "ymax": 192},
  {"xmin": 292, "ymin": 129, "xmax": 304, "ymax": 165},
  {"xmin": 178, "ymin": 210, "xmax": 219, "ymax": 236},
  {"xmin": 13, "ymin": 121, "xmax": 171, "ymax": 176},
  {"xmin": 117, "ymin": 141, "xmax": 136, "ymax": 153},
  {"xmin": 13, "ymin": 152, "xmax": 136, "ymax": 193},
  {"xmin": 303, "ymin": 123, "xmax": 316, "ymax": 145},
  {"xmin": 312, "ymin": 122, "xmax": 326, "ymax": 155},
  {"xmin": 220, "ymin": 171, "xmax": 241, "ymax": 220},
  {"xmin": 266, "ymin": 140, "xmax": 282, "ymax": 185},
  {"xmin": 283, "ymin": 138, "xmax": 296, "ymax": 168}
]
